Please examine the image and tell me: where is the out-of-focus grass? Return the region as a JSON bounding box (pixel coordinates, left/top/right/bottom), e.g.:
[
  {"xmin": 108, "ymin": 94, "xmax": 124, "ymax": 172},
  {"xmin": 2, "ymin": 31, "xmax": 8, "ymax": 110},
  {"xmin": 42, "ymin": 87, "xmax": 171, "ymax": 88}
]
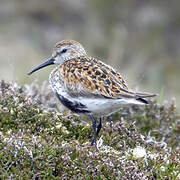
[{"xmin": 0, "ymin": 80, "xmax": 180, "ymax": 179}]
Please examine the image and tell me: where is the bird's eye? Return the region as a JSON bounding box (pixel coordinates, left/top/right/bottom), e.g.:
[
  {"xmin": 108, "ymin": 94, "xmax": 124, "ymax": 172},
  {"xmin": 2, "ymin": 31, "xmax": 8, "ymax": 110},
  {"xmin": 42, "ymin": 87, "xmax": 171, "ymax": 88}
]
[{"xmin": 61, "ymin": 48, "xmax": 67, "ymax": 54}]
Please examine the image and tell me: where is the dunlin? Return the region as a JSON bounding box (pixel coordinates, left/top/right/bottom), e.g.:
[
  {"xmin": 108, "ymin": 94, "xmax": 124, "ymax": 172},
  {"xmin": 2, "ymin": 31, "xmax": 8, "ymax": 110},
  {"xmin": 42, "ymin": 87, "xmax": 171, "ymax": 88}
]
[{"xmin": 28, "ymin": 40, "xmax": 156, "ymax": 145}]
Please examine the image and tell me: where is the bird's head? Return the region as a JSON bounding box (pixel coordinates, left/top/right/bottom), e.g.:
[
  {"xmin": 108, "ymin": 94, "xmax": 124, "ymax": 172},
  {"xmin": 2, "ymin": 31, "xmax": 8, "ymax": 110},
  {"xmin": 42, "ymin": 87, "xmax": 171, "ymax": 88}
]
[{"xmin": 28, "ymin": 40, "xmax": 86, "ymax": 75}]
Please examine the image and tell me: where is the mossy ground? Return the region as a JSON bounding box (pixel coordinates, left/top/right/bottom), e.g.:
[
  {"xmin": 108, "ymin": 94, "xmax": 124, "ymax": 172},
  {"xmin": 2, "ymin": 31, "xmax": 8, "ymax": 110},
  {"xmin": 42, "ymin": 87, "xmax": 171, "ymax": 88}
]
[{"xmin": 0, "ymin": 80, "xmax": 180, "ymax": 179}]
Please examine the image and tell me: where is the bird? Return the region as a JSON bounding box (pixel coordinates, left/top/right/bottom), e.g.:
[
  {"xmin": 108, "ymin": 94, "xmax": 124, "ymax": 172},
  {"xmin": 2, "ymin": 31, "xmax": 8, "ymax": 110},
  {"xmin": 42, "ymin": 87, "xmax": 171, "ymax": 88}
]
[{"xmin": 28, "ymin": 40, "xmax": 156, "ymax": 145}]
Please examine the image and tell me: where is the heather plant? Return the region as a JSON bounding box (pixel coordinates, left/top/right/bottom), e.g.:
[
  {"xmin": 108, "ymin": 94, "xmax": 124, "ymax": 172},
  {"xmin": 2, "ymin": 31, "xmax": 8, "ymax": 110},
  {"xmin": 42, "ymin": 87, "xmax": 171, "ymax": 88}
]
[{"xmin": 0, "ymin": 80, "xmax": 179, "ymax": 179}]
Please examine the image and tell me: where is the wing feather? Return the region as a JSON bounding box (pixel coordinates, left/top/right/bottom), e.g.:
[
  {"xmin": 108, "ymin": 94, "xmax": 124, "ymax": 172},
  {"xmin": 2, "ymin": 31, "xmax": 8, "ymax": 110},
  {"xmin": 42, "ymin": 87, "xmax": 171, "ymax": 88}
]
[{"xmin": 57, "ymin": 56, "xmax": 156, "ymax": 100}]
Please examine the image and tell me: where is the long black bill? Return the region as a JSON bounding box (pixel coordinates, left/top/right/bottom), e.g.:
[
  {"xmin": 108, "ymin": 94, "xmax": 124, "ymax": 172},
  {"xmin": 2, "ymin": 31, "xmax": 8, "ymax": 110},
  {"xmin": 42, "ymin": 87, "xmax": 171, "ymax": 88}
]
[{"xmin": 28, "ymin": 57, "xmax": 55, "ymax": 75}]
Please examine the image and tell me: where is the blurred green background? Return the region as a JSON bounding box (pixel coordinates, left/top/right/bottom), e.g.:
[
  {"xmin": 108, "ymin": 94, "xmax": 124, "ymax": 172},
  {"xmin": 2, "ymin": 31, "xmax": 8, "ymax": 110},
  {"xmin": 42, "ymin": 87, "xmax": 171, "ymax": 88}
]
[{"xmin": 0, "ymin": 0, "xmax": 180, "ymax": 110}]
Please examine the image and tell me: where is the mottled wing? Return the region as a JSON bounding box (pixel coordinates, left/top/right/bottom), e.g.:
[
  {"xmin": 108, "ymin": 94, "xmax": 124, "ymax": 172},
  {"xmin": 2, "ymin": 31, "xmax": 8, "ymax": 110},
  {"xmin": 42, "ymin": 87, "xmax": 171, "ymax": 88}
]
[
  {"xmin": 57, "ymin": 56, "xmax": 155, "ymax": 99},
  {"xmin": 55, "ymin": 56, "xmax": 132, "ymax": 99}
]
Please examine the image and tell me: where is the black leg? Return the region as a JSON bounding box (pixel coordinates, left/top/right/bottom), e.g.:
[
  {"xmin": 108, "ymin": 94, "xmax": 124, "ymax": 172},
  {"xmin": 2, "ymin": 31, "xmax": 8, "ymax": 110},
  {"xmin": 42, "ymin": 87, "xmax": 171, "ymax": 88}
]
[
  {"xmin": 89, "ymin": 115, "xmax": 97, "ymax": 146},
  {"xmin": 96, "ymin": 117, "xmax": 102, "ymax": 137}
]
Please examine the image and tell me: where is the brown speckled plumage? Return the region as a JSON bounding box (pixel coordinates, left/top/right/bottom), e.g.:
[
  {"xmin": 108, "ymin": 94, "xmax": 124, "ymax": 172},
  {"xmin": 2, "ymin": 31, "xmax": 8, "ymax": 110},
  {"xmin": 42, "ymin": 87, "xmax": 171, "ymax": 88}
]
[
  {"xmin": 55, "ymin": 40, "xmax": 84, "ymax": 49},
  {"xmin": 55, "ymin": 56, "xmax": 133, "ymax": 99}
]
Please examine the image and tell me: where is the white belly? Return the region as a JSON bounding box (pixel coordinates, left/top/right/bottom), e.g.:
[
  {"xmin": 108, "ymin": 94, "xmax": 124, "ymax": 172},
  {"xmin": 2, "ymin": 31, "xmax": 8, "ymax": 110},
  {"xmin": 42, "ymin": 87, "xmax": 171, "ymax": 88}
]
[{"xmin": 78, "ymin": 97, "xmax": 144, "ymax": 116}]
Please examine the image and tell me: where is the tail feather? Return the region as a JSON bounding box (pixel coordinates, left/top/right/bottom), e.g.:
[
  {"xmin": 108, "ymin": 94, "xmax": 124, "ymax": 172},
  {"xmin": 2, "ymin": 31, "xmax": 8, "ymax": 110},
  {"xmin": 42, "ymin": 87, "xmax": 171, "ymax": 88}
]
[
  {"xmin": 135, "ymin": 92, "xmax": 157, "ymax": 104},
  {"xmin": 135, "ymin": 92, "xmax": 157, "ymax": 98},
  {"xmin": 136, "ymin": 97, "xmax": 148, "ymax": 104}
]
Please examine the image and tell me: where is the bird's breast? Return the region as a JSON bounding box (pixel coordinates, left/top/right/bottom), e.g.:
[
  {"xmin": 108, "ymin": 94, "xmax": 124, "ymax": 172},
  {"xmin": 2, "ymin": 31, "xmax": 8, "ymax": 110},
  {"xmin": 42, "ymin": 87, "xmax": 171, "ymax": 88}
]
[{"xmin": 49, "ymin": 66, "xmax": 66, "ymax": 96}]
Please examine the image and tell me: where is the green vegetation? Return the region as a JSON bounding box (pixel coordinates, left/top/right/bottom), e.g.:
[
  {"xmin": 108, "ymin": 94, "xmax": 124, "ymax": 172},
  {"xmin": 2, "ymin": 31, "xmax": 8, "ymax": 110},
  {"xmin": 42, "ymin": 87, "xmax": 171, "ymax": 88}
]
[{"xmin": 0, "ymin": 80, "xmax": 180, "ymax": 179}]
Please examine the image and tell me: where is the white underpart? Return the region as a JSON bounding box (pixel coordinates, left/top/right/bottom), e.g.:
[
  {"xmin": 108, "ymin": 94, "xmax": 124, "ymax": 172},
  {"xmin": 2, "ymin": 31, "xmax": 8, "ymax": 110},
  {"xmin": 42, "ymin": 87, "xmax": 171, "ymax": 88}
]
[{"xmin": 76, "ymin": 97, "xmax": 144, "ymax": 116}]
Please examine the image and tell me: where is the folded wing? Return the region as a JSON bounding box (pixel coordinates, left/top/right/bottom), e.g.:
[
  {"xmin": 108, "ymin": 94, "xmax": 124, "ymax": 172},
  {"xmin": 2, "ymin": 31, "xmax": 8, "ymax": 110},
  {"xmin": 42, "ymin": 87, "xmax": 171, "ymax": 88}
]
[{"xmin": 58, "ymin": 56, "xmax": 156, "ymax": 101}]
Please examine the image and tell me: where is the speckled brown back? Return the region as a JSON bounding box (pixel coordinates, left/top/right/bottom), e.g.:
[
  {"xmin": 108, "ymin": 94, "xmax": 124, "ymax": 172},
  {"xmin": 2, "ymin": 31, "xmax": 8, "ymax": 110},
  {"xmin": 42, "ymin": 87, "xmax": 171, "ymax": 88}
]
[{"xmin": 54, "ymin": 56, "xmax": 137, "ymax": 99}]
